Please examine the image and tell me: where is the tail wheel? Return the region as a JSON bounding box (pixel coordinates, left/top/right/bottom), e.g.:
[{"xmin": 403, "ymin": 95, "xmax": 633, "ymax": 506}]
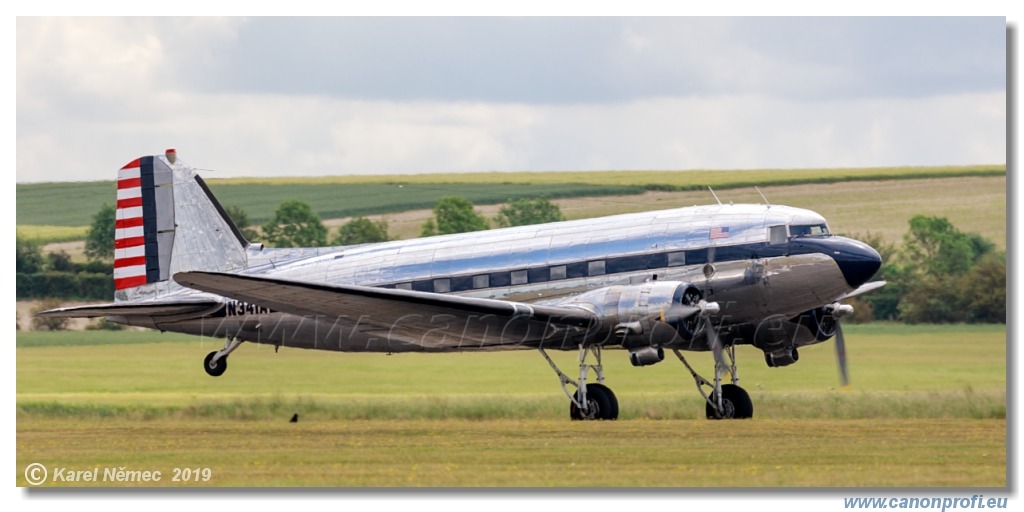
[
  {"xmin": 706, "ymin": 384, "xmax": 753, "ymax": 419},
  {"xmin": 204, "ymin": 351, "xmax": 227, "ymax": 377},
  {"xmin": 570, "ymin": 383, "xmax": 619, "ymax": 421}
]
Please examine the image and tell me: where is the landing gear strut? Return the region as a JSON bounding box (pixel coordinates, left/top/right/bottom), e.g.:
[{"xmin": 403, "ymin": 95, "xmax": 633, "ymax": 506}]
[
  {"xmin": 673, "ymin": 346, "xmax": 753, "ymax": 419},
  {"xmin": 203, "ymin": 336, "xmax": 244, "ymax": 377},
  {"xmin": 540, "ymin": 345, "xmax": 619, "ymax": 420}
]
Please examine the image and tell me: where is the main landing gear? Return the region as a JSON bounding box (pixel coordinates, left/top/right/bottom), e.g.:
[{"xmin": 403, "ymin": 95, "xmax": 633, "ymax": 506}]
[
  {"xmin": 203, "ymin": 336, "xmax": 244, "ymax": 377},
  {"xmin": 540, "ymin": 345, "xmax": 619, "ymax": 420},
  {"xmin": 540, "ymin": 342, "xmax": 753, "ymax": 420},
  {"xmin": 673, "ymin": 345, "xmax": 753, "ymax": 419}
]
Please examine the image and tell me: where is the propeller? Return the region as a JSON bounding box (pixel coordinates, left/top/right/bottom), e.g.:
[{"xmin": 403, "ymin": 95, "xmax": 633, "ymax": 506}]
[
  {"xmin": 835, "ymin": 321, "xmax": 849, "ymax": 387},
  {"xmin": 660, "ymin": 303, "xmax": 701, "ymax": 324},
  {"xmin": 701, "ymin": 246, "xmax": 727, "ymax": 368},
  {"xmin": 826, "ymin": 302, "xmax": 854, "ymax": 387}
]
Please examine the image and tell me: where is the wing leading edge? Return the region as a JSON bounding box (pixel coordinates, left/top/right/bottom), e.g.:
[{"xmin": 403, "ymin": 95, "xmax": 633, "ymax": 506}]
[{"xmin": 173, "ymin": 271, "xmax": 599, "ymax": 349}]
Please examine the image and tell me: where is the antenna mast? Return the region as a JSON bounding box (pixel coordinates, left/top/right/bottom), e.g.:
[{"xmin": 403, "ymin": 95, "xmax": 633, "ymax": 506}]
[
  {"xmin": 755, "ymin": 186, "xmax": 771, "ymax": 206},
  {"xmin": 708, "ymin": 186, "xmax": 722, "ymax": 205}
]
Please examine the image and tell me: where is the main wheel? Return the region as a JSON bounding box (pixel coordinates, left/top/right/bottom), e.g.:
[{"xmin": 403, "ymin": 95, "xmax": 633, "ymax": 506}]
[
  {"xmin": 705, "ymin": 384, "xmax": 753, "ymax": 419},
  {"xmin": 569, "ymin": 383, "xmax": 619, "ymax": 420},
  {"xmin": 204, "ymin": 351, "xmax": 227, "ymax": 377}
]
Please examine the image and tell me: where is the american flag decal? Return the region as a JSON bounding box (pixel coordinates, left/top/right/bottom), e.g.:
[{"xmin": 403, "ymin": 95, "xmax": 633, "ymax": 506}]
[
  {"xmin": 710, "ymin": 226, "xmax": 730, "ymax": 239},
  {"xmin": 113, "ymin": 156, "xmax": 175, "ymax": 290}
]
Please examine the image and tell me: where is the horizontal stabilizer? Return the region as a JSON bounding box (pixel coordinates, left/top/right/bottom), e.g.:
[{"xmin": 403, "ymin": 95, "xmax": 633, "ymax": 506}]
[{"xmin": 34, "ymin": 300, "xmax": 222, "ymax": 318}]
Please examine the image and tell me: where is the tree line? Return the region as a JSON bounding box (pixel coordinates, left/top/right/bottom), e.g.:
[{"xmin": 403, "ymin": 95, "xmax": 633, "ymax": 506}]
[
  {"xmin": 851, "ymin": 216, "xmax": 1004, "ymax": 324},
  {"xmin": 234, "ymin": 195, "xmax": 563, "ymax": 248}
]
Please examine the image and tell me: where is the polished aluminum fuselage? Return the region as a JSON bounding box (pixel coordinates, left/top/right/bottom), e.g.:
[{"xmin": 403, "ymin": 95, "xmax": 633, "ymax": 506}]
[{"xmin": 149, "ymin": 203, "xmax": 857, "ymax": 353}]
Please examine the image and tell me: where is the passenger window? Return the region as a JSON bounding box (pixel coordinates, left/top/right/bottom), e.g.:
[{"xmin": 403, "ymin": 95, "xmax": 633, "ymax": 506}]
[
  {"xmin": 473, "ymin": 275, "xmax": 489, "ymax": 289},
  {"xmin": 667, "ymin": 251, "xmax": 685, "ymax": 267},
  {"xmin": 588, "ymin": 260, "xmax": 606, "ymax": 276},
  {"xmin": 511, "ymin": 270, "xmax": 528, "ymax": 285},
  {"xmin": 433, "ymin": 278, "xmax": 451, "ymax": 293},
  {"xmin": 550, "ymin": 265, "xmax": 566, "ymax": 280}
]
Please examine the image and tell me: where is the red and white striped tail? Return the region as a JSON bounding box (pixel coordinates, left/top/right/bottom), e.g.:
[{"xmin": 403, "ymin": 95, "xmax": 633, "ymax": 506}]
[{"xmin": 113, "ymin": 154, "xmax": 175, "ymax": 290}]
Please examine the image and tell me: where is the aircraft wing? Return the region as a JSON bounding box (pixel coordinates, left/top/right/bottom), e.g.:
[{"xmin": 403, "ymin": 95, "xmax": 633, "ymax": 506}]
[{"xmin": 173, "ymin": 271, "xmax": 599, "ymax": 349}]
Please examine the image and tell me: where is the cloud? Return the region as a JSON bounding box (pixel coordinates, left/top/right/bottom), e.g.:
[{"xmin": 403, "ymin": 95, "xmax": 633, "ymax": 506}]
[
  {"xmin": 16, "ymin": 90, "xmax": 1005, "ymax": 182},
  {"xmin": 15, "ymin": 17, "xmax": 1007, "ymax": 182}
]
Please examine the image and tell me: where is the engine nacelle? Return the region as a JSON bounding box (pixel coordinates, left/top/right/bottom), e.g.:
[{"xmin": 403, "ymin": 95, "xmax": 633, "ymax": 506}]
[
  {"xmin": 793, "ymin": 306, "xmax": 838, "ymax": 342},
  {"xmin": 559, "ymin": 280, "xmax": 703, "ymax": 346},
  {"xmin": 629, "ymin": 346, "xmax": 665, "ymax": 367}
]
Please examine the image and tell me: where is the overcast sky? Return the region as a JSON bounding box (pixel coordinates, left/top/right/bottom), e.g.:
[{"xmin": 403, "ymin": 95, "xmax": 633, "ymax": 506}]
[{"xmin": 16, "ymin": 16, "xmax": 1007, "ymax": 183}]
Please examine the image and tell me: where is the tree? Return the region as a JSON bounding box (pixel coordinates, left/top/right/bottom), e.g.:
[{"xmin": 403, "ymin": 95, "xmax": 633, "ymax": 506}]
[
  {"xmin": 332, "ymin": 217, "xmax": 389, "ymax": 246},
  {"xmin": 16, "ymin": 236, "xmax": 44, "ymax": 274},
  {"xmin": 494, "ymin": 197, "xmax": 564, "ymax": 227},
  {"xmin": 902, "ymin": 215, "xmax": 992, "ymax": 277},
  {"xmin": 421, "ymin": 196, "xmax": 489, "ymax": 236},
  {"xmin": 224, "ymin": 204, "xmax": 260, "ymax": 242},
  {"xmin": 261, "ymin": 200, "xmax": 328, "ymax": 248},
  {"xmin": 46, "ymin": 250, "xmax": 74, "ymax": 272},
  {"xmin": 85, "ymin": 203, "xmax": 116, "ymax": 262},
  {"xmin": 959, "ymin": 251, "xmax": 1006, "ymax": 323},
  {"xmin": 897, "ymin": 216, "xmax": 1001, "ymax": 324}
]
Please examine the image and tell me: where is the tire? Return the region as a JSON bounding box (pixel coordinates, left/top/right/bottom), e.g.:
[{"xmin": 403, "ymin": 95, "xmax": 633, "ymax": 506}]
[
  {"xmin": 705, "ymin": 384, "xmax": 753, "ymax": 419},
  {"xmin": 569, "ymin": 383, "xmax": 619, "ymax": 420},
  {"xmin": 204, "ymin": 351, "xmax": 227, "ymax": 377}
]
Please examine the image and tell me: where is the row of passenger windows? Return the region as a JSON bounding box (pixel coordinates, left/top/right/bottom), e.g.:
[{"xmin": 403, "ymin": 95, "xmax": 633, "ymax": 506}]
[{"xmin": 388, "ymin": 250, "xmax": 690, "ymax": 294}]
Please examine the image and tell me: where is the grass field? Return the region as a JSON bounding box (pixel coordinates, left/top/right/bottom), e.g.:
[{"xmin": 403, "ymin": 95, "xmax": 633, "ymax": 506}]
[{"xmin": 16, "ymin": 324, "xmax": 1007, "ymax": 487}]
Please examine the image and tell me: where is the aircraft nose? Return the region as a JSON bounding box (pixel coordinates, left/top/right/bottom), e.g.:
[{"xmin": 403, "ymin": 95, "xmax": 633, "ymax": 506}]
[
  {"xmin": 824, "ymin": 237, "xmax": 883, "ymax": 288},
  {"xmin": 791, "ymin": 236, "xmax": 882, "ymax": 288}
]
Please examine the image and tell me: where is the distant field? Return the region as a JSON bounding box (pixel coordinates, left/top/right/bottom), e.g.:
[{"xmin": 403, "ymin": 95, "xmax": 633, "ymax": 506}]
[
  {"xmin": 208, "ymin": 164, "xmax": 1005, "ymax": 187},
  {"xmin": 16, "ymin": 164, "xmax": 1004, "ymax": 227},
  {"xmin": 15, "ymin": 225, "xmax": 89, "ymax": 244},
  {"xmin": 15, "ymin": 324, "xmax": 1006, "ymax": 486},
  {"xmin": 17, "ymin": 181, "xmax": 645, "ymax": 228},
  {"xmin": 370, "ymin": 175, "xmax": 1007, "ymax": 247}
]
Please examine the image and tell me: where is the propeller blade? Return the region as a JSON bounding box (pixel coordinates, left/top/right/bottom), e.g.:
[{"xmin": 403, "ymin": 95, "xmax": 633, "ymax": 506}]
[
  {"xmin": 661, "ymin": 304, "xmax": 701, "ymax": 323},
  {"xmin": 835, "ymin": 320, "xmax": 850, "ymax": 387},
  {"xmin": 705, "ymin": 316, "xmax": 726, "ymax": 373}
]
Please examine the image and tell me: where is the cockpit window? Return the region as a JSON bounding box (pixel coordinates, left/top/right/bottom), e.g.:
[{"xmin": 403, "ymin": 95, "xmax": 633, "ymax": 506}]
[{"xmin": 790, "ymin": 224, "xmax": 831, "ymax": 237}]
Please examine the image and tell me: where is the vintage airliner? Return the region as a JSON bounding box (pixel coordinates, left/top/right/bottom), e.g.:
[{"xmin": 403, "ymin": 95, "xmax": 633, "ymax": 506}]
[{"xmin": 40, "ymin": 150, "xmax": 884, "ymax": 420}]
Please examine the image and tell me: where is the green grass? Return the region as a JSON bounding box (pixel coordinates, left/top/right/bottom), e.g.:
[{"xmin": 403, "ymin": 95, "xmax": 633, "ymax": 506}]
[
  {"xmin": 16, "ymin": 164, "xmax": 1004, "ymax": 227},
  {"xmin": 17, "ymin": 324, "xmax": 1005, "ymax": 415},
  {"xmin": 16, "ymin": 330, "xmax": 203, "ymax": 348},
  {"xmin": 16, "ymin": 418, "xmax": 1006, "ymax": 487},
  {"xmin": 15, "ymin": 324, "xmax": 1006, "ymax": 486}
]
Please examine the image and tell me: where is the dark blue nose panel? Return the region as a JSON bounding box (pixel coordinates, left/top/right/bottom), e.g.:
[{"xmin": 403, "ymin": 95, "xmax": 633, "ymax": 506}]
[{"xmin": 791, "ymin": 236, "xmax": 882, "ymax": 288}]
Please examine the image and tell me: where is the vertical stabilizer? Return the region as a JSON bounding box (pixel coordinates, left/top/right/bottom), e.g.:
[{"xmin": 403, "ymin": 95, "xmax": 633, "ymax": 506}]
[{"xmin": 114, "ymin": 150, "xmax": 248, "ymax": 302}]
